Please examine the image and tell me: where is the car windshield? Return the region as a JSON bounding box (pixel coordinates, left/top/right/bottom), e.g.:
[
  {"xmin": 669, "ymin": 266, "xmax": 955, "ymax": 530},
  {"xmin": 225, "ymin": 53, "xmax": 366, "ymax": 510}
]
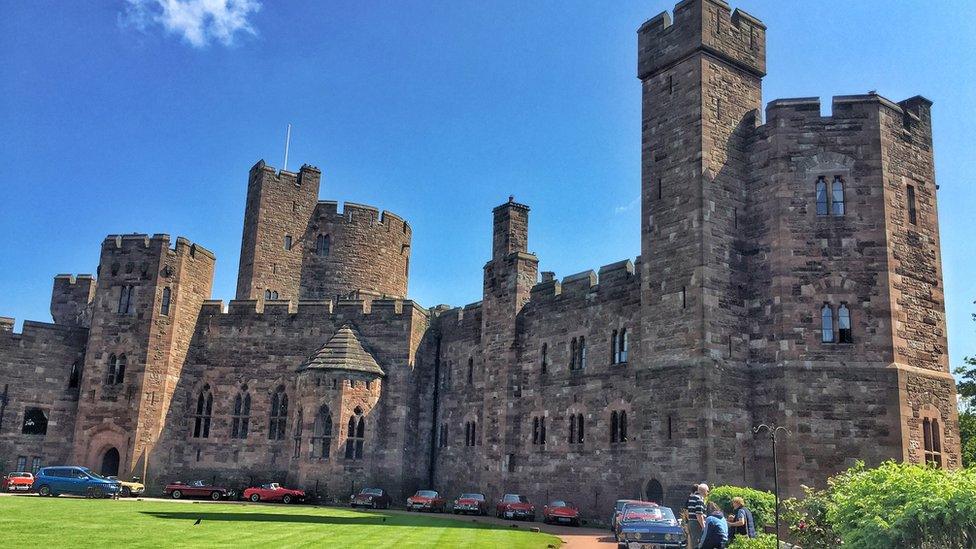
[
  {"xmin": 86, "ymin": 470, "xmax": 108, "ymax": 480},
  {"xmin": 416, "ymin": 490, "xmax": 438, "ymax": 498},
  {"xmin": 549, "ymin": 500, "xmax": 570, "ymax": 507},
  {"xmin": 615, "ymin": 500, "xmax": 635, "ymax": 512},
  {"xmin": 361, "ymin": 488, "xmax": 383, "ymax": 496},
  {"xmin": 623, "ymin": 506, "xmax": 676, "ymax": 523},
  {"xmin": 460, "ymin": 493, "xmax": 485, "ymax": 500},
  {"xmin": 503, "ymin": 494, "xmax": 527, "ymax": 503},
  {"xmin": 191, "ymin": 480, "xmax": 206, "ymax": 487}
]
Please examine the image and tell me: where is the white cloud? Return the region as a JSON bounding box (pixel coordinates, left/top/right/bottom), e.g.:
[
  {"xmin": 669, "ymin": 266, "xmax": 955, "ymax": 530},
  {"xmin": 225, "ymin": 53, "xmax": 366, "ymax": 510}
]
[{"xmin": 121, "ymin": 0, "xmax": 262, "ymax": 48}]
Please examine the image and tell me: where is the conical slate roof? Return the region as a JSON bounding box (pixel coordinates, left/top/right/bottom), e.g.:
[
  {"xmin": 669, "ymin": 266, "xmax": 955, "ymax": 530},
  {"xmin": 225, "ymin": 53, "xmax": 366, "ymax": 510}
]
[{"xmin": 299, "ymin": 324, "xmax": 385, "ymax": 377}]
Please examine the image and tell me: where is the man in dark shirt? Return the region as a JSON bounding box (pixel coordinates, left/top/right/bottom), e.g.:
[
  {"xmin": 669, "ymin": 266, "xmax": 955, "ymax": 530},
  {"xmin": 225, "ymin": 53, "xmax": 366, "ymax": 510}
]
[
  {"xmin": 727, "ymin": 496, "xmax": 756, "ymax": 541},
  {"xmin": 685, "ymin": 483, "xmax": 708, "ymax": 548}
]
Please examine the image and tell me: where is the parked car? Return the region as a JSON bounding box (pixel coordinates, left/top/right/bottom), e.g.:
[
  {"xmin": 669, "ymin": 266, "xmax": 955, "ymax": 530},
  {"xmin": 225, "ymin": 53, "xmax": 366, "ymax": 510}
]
[
  {"xmin": 243, "ymin": 483, "xmax": 305, "ymax": 504},
  {"xmin": 406, "ymin": 489, "xmax": 446, "ymax": 512},
  {"xmin": 107, "ymin": 476, "xmax": 145, "ymax": 497},
  {"xmin": 615, "ymin": 503, "xmax": 685, "ymax": 549},
  {"xmin": 350, "ymin": 487, "xmax": 391, "ymax": 509},
  {"xmin": 611, "ymin": 499, "xmax": 644, "ymax": 535},
  {"xmin": 496, "ymin": 493, "xmax": 535, "ymax": 521},
  {"xmin": 2, "ymin": 472, "xmax": 34, "ymax": 492},
  {"xmin": 163, "ymin": 480, "xmax": 236, "ymax": 500},
  {"xmin": 452, "ymin": 492, "xmax": 488, "ymax": 515},
  {"xmin": 32, "ymin": 466, "xmax": 120, "ymax": 498},
  {"xmin": 543, "ymin": 499, "xmax": 580, "ymax": 526}
]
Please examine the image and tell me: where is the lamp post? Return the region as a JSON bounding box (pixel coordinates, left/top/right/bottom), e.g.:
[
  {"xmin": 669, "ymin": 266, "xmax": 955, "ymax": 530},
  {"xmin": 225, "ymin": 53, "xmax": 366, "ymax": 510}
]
[{"xmin": 754, "ymin": 423, "xmax": 791, "ymax": 548}]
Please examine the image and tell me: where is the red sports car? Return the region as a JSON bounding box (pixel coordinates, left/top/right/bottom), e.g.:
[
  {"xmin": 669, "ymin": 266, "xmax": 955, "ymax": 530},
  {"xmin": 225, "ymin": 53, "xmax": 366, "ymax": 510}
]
[
  {"xmin": 452, "ymin": 492, "xmax": 488, "ymax": 515},
  {"xmin": 164, "ymin": 480, "xmax": 236, "ymax": 500},
  {"xmin": 543, "ymin": 499, "xmax": 581, "ymax": 526},
  {"xmin": 243, "ymin": 483, "xmax": 305, "ymax": 504},
  {"xmin": 496, "ymin": 493, "xmax": 536, "ymax": 521},
  {"xmin": 2, "ymin": 472, "xmax": 34, "ymax": 492},
  {"xmin": 350, "ymin": 487, "xmax": 391, "ymax": 509},
  {"xmin": 406, "ymin": 489, "xmax": 446, "ymax": 512}
]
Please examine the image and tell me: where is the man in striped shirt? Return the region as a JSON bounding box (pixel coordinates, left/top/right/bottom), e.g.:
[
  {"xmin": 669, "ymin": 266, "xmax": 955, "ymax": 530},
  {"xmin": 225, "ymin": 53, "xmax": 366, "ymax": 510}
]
[{"xmin": 685, "ymin": 483, "xmax": 709, "ymax": 548}]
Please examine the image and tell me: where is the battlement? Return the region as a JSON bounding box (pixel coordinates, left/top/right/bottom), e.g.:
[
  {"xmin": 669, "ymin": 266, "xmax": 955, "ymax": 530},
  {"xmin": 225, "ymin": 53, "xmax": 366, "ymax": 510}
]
[
  {"xmin": 249, "ymin": 159, "xmax": 321, "ymax": 186},
  {"xmin": 433, "ymin": 301, "xmax": 483, "ymax": 328},
  {"xmin": 763, "ymin": 93, "xmax": 931, "ymax": 131},
  {"xmin": 100, "ymin": 233, "xmax": 215, "ymax": 260},
  {"xmin": 51, "ymin": 274, "xmax": 96, "ymax": 327},
  {"xmin": 313, "ymin": 201, "xmax": 411, "ymax": 235},
  {"xmin": 638, "ymin": 0, "xmax": 765, "ymax": 80},
  {"xmin": 528, "ymin": 259, "xmax": 639, "ymax": 302},
  {"xmin": 201, "ymin": 297, "xmax": 427, "ymax": 322},
  {"xmin": 0, "ymin": 318, "xmax": 88, "ymax": 341}
]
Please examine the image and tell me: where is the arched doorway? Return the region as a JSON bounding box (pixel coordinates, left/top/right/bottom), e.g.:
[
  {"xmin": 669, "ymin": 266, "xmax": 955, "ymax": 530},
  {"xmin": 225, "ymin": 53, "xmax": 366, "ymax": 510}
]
[
  {"xmin": 100, "ymin": 447, "xmax": 120, "ymax": 477},
  {"xmin": 645, "ymin": 478, "xmax": 664, "ymax": 504}
]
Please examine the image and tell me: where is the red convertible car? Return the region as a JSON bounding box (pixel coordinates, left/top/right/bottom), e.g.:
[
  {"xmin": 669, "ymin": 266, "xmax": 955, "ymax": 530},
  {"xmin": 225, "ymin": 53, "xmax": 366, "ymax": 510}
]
[
  {"xmin": 2, "ymin": 472, "xmax": 34, "ymax": 492},
  {"xmin": 406, "ymin": 489, "xmax": 446, "ymax": 512},
  {"xmin": 452, "ymin": 492, "xmax": 488, "ymax": 515},
  {"xmin": 243, "ymin": 483, "xmax": 305, "ymax": 504},
  {"xmin": 350, "ymin": 487, "xmax": 391, "ymax": 509},
  {"xmin": 543, "ymin": 499, "xmax": 581, "ymax": 526},
  {"xmin": 496, "ymin": 493, "xmax": 536, "ymax": 521},
  {"xmin": 164, "ymin": 480, "xmax": 236, "ymax": 500}
]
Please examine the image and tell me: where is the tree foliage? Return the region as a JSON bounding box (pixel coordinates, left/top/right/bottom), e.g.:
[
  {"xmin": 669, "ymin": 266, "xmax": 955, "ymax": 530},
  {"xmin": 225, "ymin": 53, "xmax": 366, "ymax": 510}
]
[
  {"xmin": 709, "ymin": 485, "xmax": 776, "ymax": 529},
  {"xmin": 727, "ymin": 533, "xmax": 777, "ymax": 549},
  {"xmin": 781, "ymin": 484, "xmax": 842, "ymax": 548},
  {"xmin": 827, "ymin": 461, "xmax": 976, "ymax": 549},
  {"xmin": 954, "ymin": 301, "xmax": 976, "ymax": 467}
]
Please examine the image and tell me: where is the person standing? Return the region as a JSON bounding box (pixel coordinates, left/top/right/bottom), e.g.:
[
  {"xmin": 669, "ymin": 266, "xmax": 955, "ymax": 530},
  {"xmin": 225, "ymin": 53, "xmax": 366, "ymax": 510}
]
[
  {"xmin": 699, "ymin": 502, "xmax": 729, "ymax": 549},
  {"xmin": 727, "ymin": 496, "xmax": 756, "ymax": 542},
  {"xmin": 685, "ymin": 483, "xmax": 708, "ymax": 548}
]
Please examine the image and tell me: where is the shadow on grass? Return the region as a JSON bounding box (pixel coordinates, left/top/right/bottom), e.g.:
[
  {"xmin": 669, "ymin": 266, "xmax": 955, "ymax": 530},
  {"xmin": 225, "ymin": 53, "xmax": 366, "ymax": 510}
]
[{"xmin": 141, "ymin": 511, "xmax": 529, "ymax": 533}]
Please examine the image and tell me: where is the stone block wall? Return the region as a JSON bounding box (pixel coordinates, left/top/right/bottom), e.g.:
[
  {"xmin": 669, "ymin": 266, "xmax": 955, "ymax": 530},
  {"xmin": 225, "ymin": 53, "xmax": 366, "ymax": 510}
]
[{"xmin": 50, "ymin": 274, "xmax": 95, "ymax": 327}]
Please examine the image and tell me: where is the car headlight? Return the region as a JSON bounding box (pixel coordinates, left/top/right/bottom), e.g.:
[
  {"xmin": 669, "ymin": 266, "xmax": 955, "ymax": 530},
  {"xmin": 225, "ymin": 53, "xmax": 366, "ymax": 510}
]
[{"xmin": 665, "ymin": 533, "xmax": 675, "ymax": 541}]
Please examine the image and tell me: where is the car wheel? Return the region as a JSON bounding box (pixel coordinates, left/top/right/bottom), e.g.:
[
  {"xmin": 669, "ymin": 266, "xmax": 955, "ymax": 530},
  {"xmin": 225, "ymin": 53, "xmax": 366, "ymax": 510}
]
[
  {"xmin": 250, "ymin": 494, "xmax": 260, "ymax": 503},
  {"xmin": 120, "ymin": 486, "xmax": 131, "ymax": 498},
  {"xmin": 283, "ymin": 495, "xmax": 293, "ymax": 504},
  {"xmin": 38, "ymin": 485, "xmax": 51, "ymax": 497},
  {"xmin": 211, "ymin": 491, "xmax": 222, "ymax": 501},
  {"xmin": 171, "ymin": 490, "xmax": 182, "ymax": 499}
]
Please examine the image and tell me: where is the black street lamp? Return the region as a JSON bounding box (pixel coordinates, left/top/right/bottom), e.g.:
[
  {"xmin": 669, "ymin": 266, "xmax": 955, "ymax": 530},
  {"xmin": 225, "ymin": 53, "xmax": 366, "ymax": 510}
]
[{"xmin": 754, "ymin": 423, "xmax": 791, "ymax": 548}]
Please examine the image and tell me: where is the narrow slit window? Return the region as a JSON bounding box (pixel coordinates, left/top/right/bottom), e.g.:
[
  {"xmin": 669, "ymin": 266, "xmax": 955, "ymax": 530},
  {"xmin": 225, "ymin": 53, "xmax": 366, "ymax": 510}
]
[
  {"xmin": 541, "ymin": 343, "xmax": 548, "ymax": 374},
  {"xmin": 284, "ymin": 235, "xmax": 292, "ymax": 251},
  {"xmin": 611, "ymin": 330, "xmax": 618, "ymax": 364},
  {"xmin": 160, "ymin": 287, "xmax": 171, "ymax": 316},
  {"xmin": 821, "ymin": 304, "xmax": 834, "ymax": 343},
  {"xmin": 907, "ymin": 185, "xmax": 917, "ymax": 225},
  {"xmin": 619, "ymin": 329, "xmax": 629, "ymax": 363},
  {"xmin": 838, "ymin": 304, "xmax": 852, "ymax": 343}
]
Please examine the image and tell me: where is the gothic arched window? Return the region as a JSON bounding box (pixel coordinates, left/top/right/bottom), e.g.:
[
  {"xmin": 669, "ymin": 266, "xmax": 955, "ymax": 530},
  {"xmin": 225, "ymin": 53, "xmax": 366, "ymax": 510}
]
[
  {"xmin": 838, "ymin": 304, "xmax": 852, "ymax": 343},
  {"xmin": 345, "ymin": 407, "xmax": 365, "ymax": 460},
  {"xmin": 192, "ymin": 385, "xmax": 213, "ymax": 438},
  {"xmin": 821, "ymin": 304, "xmax": 834, "ymax": 343},
  {"xmin": 923, "ymin": 417, "xmax": 943, "ymax": 468},
  {"xmin": 231, "ymin": 387, "xmax": 251, "ymax": 439},
  {"xmin": 815, "ymin": 177, "xmax": 829, "ymax": 216},
  {"xmin": 268, "ymin": 387, "xmax": 288, "ymax": 441},
  {"xmin": 314, "ymin": 405, "xmax": 333, "ymax": 459},
  {"xmin": 831, "ymin": 176, "xmax": 845, "ymax": 216},
  {"xmin": 619, "ymin": 328, "xmax": 629, "ymax": 363},
  {"xmin": 610, "ymin": 411, "xmax": 619, "ymax": 443},
  {"xmin": 68, "ymin": 360, "xmax": 81, "ymax": 389},
  {"xmin": 316, "ymin": 234, "xmax": 331, "ymax": 256},
  {"xmin": 578, "ymin": 336, "xmax": 587, "ymax": 369},
  {"xmin": 106, "ymin": 354, "xmax": 125, "ymax": 385}
]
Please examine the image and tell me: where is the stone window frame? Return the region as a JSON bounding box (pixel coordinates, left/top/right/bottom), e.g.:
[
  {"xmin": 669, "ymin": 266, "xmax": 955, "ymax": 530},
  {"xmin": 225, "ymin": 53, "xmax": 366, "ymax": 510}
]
[
  {"xmin": 105, "ymin": 354, "xmax": 126, "ymax": 385},
  {"xmin": 117, "ymin": 285, "xmax": 134, "ymax": 314},
  {"xmin": 540, "ymin": 342, "xmax": 548, "ymax": 374},
  {"xmin": 268, "ymin": 386, "xmax": 288, "ymax": 441},
  {"xmin": 438, "ymin": 421, "xmax": 449, "ymax": 448},
  {"xmin": 230, "ymin": 386, "xmax": 251, "ymax": 439},
  {"xmin": 921, "ymin": 406, "xmax": 943, "ymax": 468},
  {"xmin": 311, "ymin": 404, "xmax": 333, "ymax": 460},
  {"xmin": 464, "ymin": 417, "xmax": 478, "ymax": 448},
  {"xmin": 821, "ymin": 302, "xmax": 854, "ymax": 345},
  {"xmin": 31, "ymin": 457, "xmax": 41, "ymax": 474},
  {"xmin": 344, "ymin": 407, "xmax": 366, "ymax": 460},
  {"xmin": 820, "ymin": 303, "xmax": 835, "ymax": 344},
  {"xmin": 191, "ymin": 383, "xmax": 214, "ymax": 439},
  {"xmin": 531, "ymin": 414, "xmax": 547, "ymax": 446},
  {"xmin": 16, "ymin": 456, "xmax": 27, "ymax": 471},
  {"xmin": 284, "ymin": 235, "xmax": 293, "ymax": 251},
  {"xmin": 68, "ymin": 360, "xmax": 81, "ymax": 389},
  {"xmin": 160, "ymin": 287, "xmax": 172, "ymax": 316},
  {"xmin": 567, "ymin": 409, "xmax": 585, "ymax": 447},
  {"xmin": 907, "ymin": 184, "xmax": 918, "ymax": 225},
  {"xmin": 610, "ymin": 408, "xmax": 630, "ymax": 445},
  {"xmin": 316, "ymin": 234, "xmax": 331, "ymax": 257},
  {"xmin": 467, "ymin": 357, "xmax": 474, "ymax": 385}
]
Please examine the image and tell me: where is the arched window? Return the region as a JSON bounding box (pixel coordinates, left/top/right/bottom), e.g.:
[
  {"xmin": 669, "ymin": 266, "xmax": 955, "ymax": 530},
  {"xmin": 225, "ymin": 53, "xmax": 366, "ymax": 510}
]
[
  {"xmin": 105, "ymin": 354, "xmax": 126, "ymax": 385},
  {"xmin": 316, "ymin": 234, "xmax": 331, "ymax": 256},
  {"xmin": 569, "ymin": 414, "xmax": 576, "ymax": 444},
  {"xmin": 619, "ymin": 329, "xmax": 629, "ymax": 363},
  {"xmin": 345, "ymin": 407, "xmax": 365, "ymax": 460},
  {"xmin": 467, "ymin": 358, "xmax": 474, "ymax": 385},
  {"xmin": 620, "ymin": 411, "xmax": 628, "ymax": 442},
  {"xmin": 117, "ymin": 286, "xmax": 133, "ymax": 314},
  {"xmin": 838, "ymin": 304, "xmax": 852, "ymax": 343},
  {"xmin": 569, "ymin": 413, "xmax": 584, "ymax": 445},
  {"xmin": 570, "ymin": 338, "xmax": 577, "ymax": 370},
  {"xmin": 821, "ymin": 304, "xmax": 834, "ymax": 343},
  {"xmin": 68, "ymin": 360, "xmax": 81, "ymax": 389},
  {"xmin": 923, "ymin": 417, "xmax": 943, "ymax": 468},
  {"xmin": 541, "ymin": 343, "xmax": 548, "ymax": 374},
  {"xmin": 271, "ymin": 291, "xmax": 279, "ymax": 300},
  {"xmin": 192, "ymin": 384, "xmax": 213, "ymax": 438},
  {"xmin": 231, "ymin": 387, "xmax": 251, "ymax": 439},
  {"xmin": 265, "ymin": 290, "xmax": 272, "ymax": 300},
  {"xmin": 831, "ymin": 176, "xmax": 845, "ymax": 216},
  {"xmin": 313, "ymin": 405, "xmax": 332, "ymax": 459},
  {"xmin": 465, "ymin": 421, "xmax": 477, "ymax": 447},
  {"xmin": 578, "ymin": 336, "xmax": 587, "ymax": 369},
  {"xmin": 293, "ymin": 408, "xmax": 304, "ymax": 458},
  {"xmin": 815, "ymin": 177, "xmax": 828, "ymax": 216},
  {"xmin": 160, "ymin": 287, "xmax": 171, "ymax": 316},
  {"xmin": 268, "ymin": 387, "xmax": 288, "ymax": 441},
  {"xmin": 577, "ymin": 413, "xmax": 585, "ymax": 444},
  {"xmin": 531, "ymin": 416, "xmax": 546, "ymax": 445},
  {"xmin": 611, "ymin": 330, "xmax": 619, "ymax": 364},
  {"xmin": 610, "ymin": 411, "xmax": 619, "ymax": 443}
]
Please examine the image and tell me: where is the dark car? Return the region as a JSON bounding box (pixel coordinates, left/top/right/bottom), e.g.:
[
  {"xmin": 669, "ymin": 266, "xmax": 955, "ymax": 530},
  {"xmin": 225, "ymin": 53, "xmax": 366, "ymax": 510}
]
[
  {"xmin": 32, "ymin": 466, "xmax": 120, "ymax": 498},
  {"xmin": 543, "ymin": 499, "xmax": 580, "ymax": 526},
  {"xmin": 164, "ymin": 480, "xmax": 236, "ymax": 500},
  {"xmin": 616, "ymin": 503, "xmax": 685, "ymax": 549},
  {"xmin": 350, "ymin": 487, "xmax": 391, "ymax": 509},
  {"xmin": 406, "ymin": 489, "xmax": 446, "ymax": 512},
  {"xmin": 452, "ymin": 492, "xmax": 487, "ymax": 515},
  {"xmin": 496, "ymin": 493, "xmax": 535, "ymax": 521}
]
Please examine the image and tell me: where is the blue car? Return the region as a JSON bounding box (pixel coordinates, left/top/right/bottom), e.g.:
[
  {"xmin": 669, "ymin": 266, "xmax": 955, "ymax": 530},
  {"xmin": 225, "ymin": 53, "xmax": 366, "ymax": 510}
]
[
  {"xmin": 32, "ymin": 466, "xmax": 121, "ymax": 498},
  {"xmin": 616, "ymin": 503, "xmax": 686, "ymax": 549}
]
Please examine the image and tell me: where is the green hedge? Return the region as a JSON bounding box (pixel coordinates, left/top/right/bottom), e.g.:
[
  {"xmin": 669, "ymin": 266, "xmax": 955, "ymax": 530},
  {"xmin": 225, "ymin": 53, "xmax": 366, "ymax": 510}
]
[
  {"xmin": 727, "ymin": 533, "xmax": 777, "ymax": 549},
  {"xmin": 709, "ymin": 485, "xmax": 776, "ymax": 529}
]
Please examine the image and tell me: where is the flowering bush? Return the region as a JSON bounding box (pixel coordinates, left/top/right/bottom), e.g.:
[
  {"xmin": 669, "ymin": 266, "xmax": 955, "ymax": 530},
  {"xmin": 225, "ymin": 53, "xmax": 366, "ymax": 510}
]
[
  {"xmin": 782, "ymin": 484, "xmax": 841, "ymax": 548},
  {"xmin": 709, "ymin": 485, "xmax": 776, "ymax": 530}
]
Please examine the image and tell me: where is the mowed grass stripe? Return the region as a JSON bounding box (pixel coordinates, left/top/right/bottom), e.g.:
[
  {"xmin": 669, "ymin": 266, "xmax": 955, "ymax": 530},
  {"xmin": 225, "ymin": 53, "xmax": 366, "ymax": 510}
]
[{"xmin": 0, "ymin": 497, "xmax": 561, "ymax": 548}]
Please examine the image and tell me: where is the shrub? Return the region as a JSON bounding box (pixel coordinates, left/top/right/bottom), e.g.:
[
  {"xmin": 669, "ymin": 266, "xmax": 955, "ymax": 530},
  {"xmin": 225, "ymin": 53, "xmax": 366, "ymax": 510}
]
[
  {"xmin": 709, "ymin": 485, "xmax": 776, "ymax": 530},
  {"xmin": 781, "ymin": 485, "xmax": 841, "ymax": 548},
  {"xmin": 828, "ymin": 461, "xmax": 976, "ymax": 549},
  {"xmin": 727, "ymin": 533, "xmax": 777, "ymax": 549}
]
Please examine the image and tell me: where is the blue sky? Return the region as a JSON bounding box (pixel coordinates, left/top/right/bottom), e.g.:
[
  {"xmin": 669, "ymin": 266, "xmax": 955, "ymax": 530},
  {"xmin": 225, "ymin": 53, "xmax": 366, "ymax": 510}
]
[{"xmin": 1, "ymin": 1, "xmax": 973, "ymax": 369}]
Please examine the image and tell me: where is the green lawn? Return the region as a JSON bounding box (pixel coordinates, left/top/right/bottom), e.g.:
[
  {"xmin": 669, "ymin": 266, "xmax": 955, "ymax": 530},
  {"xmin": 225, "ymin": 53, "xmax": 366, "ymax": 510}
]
[{"xmin": 0, "ymin": 496, "xmax": 562, "ymax": 548}]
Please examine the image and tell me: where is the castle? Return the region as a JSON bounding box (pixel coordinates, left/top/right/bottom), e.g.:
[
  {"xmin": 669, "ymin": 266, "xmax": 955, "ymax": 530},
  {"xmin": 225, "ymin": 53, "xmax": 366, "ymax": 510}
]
[{"xmin": 0, "ymin": 0, "xmax": 959, "ymax": 517}]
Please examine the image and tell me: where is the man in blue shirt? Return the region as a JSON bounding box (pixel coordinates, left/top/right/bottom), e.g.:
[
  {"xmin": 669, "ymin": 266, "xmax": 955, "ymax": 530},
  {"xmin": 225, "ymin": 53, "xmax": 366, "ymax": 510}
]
[
  {"xmin": 727, "ymin": 496, "xmax": 756, "ymax": 542},
  {"xmin": 699, "ymin": 502, "xmax": 729, "ymax": 549}
]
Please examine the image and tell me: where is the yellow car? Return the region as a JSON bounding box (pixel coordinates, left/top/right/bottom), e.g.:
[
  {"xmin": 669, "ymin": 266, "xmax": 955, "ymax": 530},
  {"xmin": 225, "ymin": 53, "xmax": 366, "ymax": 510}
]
[{"xmin": 108, "ymin": 476, "xmax": 145, "ymax": 497}]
